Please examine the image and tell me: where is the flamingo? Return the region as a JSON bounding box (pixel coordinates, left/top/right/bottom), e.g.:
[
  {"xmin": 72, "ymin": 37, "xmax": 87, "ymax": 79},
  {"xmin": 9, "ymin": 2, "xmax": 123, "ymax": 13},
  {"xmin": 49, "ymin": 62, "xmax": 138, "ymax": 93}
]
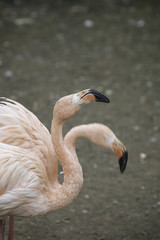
[{"xmin": 0, "ymin": 89, "xmax": 128, "ymax": 240}]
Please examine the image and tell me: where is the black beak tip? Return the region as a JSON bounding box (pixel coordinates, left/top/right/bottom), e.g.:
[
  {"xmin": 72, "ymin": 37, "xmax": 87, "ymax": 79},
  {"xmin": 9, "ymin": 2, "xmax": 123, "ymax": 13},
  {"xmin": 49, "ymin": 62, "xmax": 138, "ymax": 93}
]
[
  {"xmin": 89, "ymin": 89, "xmax": 110, "ymax": 103},
  {"xmin": 119, "ymin": 151, "xmax": 128, "ymax": 173}
]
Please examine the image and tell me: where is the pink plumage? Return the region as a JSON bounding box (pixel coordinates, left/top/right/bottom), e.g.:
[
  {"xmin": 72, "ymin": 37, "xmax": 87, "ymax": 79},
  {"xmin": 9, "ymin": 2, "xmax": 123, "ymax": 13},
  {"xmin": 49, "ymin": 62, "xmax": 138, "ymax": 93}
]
[{"xmin": 0, "ymin": 90, "xmax": 128, "ymax": 240}]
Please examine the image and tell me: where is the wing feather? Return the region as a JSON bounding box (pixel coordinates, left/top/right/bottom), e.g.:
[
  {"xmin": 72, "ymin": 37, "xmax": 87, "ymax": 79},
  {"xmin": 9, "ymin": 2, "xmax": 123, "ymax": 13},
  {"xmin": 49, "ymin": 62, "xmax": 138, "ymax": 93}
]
[
  {"xmin": 0, "ymin": 97, "xmax": 56, "ymax": 168},
  {"xmin": 0, "ymin": 142, "xmax": 49, "ymax": 217}
]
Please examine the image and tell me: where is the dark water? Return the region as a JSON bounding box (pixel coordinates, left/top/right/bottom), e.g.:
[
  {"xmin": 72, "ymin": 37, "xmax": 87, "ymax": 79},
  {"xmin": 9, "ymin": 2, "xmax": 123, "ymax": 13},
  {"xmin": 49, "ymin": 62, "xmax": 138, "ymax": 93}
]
[{"xmin": 0, "ymin": 0, "xmax": 160, "ymax": 239}]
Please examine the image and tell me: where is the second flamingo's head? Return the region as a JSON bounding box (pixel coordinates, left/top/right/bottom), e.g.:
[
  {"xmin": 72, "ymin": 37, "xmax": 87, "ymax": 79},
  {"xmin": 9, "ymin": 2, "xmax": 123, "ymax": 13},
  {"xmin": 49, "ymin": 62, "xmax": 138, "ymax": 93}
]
[
  {"xmin": 53, "ymin": 89, "xmax": 110, "ymax": 122},
  {"xmin": 79, "ymin": 123, "xmax": 128, "ymax": 173}
]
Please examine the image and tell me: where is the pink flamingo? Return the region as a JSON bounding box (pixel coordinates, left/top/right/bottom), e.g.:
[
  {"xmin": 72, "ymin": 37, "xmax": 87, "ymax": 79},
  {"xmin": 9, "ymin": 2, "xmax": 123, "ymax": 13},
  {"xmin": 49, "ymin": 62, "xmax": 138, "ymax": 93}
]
[{"xmin": 0, "ymin": 89, "xmax": 128, "ymax": 240}]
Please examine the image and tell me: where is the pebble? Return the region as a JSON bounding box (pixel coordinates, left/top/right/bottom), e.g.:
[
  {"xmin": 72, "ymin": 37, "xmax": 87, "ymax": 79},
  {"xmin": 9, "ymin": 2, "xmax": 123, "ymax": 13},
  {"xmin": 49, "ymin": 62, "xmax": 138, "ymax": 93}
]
[
  {"xmin": 133, "ymin": 125, "xmax": 140, "ymax": 131},
  {"xmin": 137, "ymin": 19, "xmax": 145, "ymax": 27},
  {"xmin": 4, "ymin": 70, "xmax": 13, "ymax": 78},
  {"xmin": 84, "ymin": 194, "xmax": 90, "ymax": 199},
  {"xmin": 146, "ymin": 81, "xmax": 153, "ymax": 87},
  {"xmin": 140, "ymin": 153, "xmax": 147, "ymax": 159},
  {"xmin": 83, "ymin": 19, "xmax": 94, "ymax": 28},
  {"xmin": 82, "ymin": 209, "xmax": 88, "ymax": 214},
  {"xmin": 105, "ymin": 89, "xmax": 113, "ymax": 96},
  {"xmin": 152, "ymin": 202, "xmax": 160, "ymax": 208},
  {"xmin": 93, "ymin": 163, "xmax": 98, "ymax": 169},
  {"xmin": 150, "ymin": 137, "xmax": 157, "ymax": 143},
  {"xmin": 128, "ymin": 19, "xmax": 145, "ymax": 28},
  {"xmin": 113, "ymin": 200, "xmax": 119, "ymax": 204},
  {"xmin": 14, "ymin": 18, "xmax": 34, "ymax": 26},
  {"xmin": 155, "ymin": 101, "xmax": 160, "ymax": 107}
]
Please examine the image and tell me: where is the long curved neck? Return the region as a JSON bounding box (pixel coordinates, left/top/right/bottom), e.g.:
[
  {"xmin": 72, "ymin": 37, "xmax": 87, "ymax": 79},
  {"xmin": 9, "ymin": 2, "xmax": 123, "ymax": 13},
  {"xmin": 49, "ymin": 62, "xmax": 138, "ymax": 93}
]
[
  {"xmin": 50, "ymin": 117, "xmax": 83, "ymax": 209},
  {"xmin": 64, "ymin": 124, "xmax": 101, "ymax": 149}
]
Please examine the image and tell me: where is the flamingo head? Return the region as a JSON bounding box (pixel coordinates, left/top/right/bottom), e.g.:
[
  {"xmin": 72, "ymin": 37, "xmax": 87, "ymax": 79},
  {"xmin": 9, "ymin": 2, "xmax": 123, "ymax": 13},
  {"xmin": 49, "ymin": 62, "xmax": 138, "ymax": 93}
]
[
  {"xmin": 84, "ymin": 123, "xmax": 128, "ymax": 173},
  {"xmin": 54, "ymin": 89, "xmax": 110, "ymax": 122}
]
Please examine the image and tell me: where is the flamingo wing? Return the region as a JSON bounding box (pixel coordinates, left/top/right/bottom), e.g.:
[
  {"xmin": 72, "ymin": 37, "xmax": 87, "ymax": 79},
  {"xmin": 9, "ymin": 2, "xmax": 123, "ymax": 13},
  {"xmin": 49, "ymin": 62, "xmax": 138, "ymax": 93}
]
[
  {"xmin": 0, "ymin": 142, "xmax": 49, "ymax": 217},
  {"xmin": 0, "ymin": 97, "xmax": 55, "ymax": 165}
]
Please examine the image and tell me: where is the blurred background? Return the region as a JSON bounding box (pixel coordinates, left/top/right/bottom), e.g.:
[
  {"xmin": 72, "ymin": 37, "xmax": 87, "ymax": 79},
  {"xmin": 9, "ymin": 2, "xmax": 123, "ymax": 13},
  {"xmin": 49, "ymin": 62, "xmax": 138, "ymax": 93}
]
[{"xmin": 0, "ymin": 0, "xmax": 160, "ymax": 239}]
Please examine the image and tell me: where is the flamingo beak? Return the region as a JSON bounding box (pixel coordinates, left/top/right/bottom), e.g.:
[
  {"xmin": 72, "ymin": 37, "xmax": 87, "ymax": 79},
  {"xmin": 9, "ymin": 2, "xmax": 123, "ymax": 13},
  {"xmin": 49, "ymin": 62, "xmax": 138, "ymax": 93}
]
[
  {"xmin": 81, "ymin": 89, "xmax": 110, "ymax": 103},
  {"xmin": 119, "ymin": 151, "xmax": 128, "ymax": 173},
  {"xmin": 112, "ymin": 145, "xmax": 128, "ymax": 173}
]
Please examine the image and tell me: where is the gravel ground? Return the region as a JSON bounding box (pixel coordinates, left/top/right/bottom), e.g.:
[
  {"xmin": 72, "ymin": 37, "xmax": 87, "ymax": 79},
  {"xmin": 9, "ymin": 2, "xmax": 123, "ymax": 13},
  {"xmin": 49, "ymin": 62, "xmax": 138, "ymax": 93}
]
[{"xmin": 0, "ymin": 0, "xmax": 160, "ymax": 239}]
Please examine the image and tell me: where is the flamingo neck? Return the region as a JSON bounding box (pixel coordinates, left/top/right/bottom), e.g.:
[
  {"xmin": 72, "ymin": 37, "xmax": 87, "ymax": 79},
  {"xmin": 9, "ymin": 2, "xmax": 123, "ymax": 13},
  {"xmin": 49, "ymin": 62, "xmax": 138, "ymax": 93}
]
[
  {"xmin": 64, "ymin": 124, "xmax": 97, "ymax": 149},
  {"xmin": 50, "ymin": 118, "xmax": 83, "ymax": 210}
]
